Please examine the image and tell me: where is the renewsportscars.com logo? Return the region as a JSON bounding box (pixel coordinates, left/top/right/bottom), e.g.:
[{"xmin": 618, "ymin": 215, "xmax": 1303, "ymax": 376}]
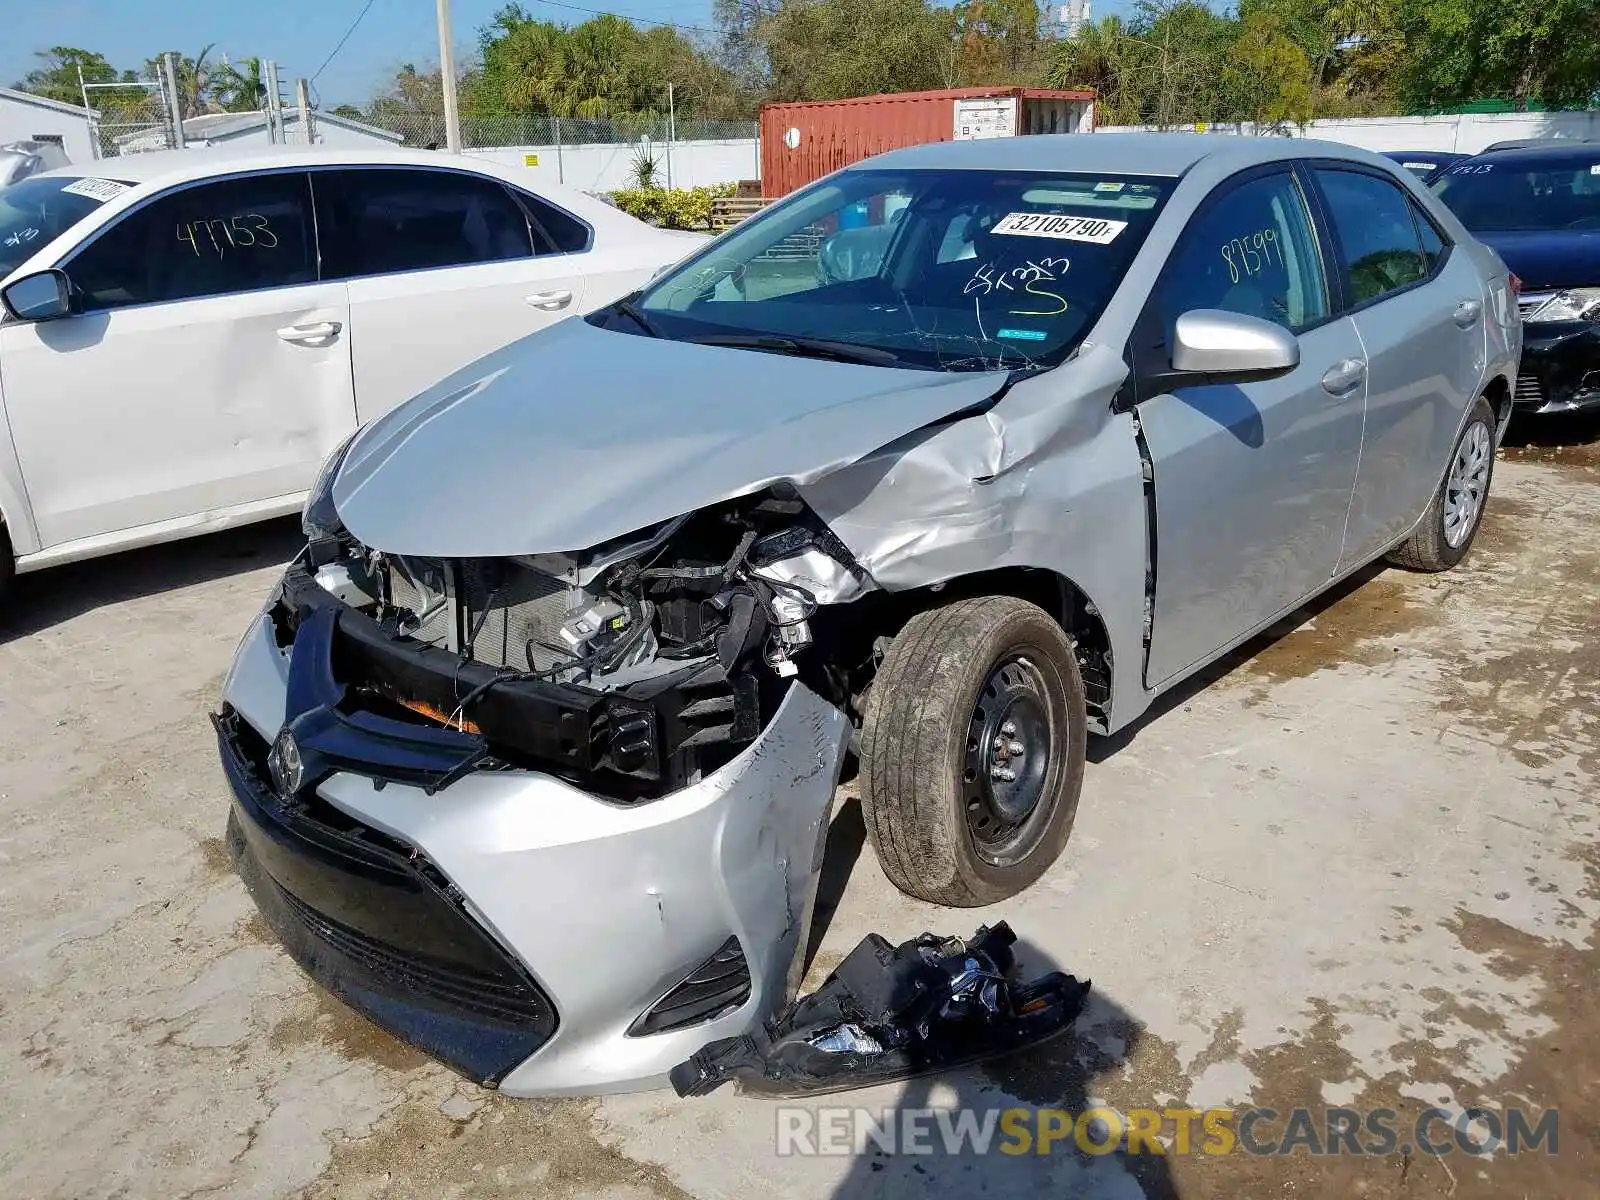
[{"xmin": 775, "ymin": 1105, "xmax": 1560, "ymax": 1159}]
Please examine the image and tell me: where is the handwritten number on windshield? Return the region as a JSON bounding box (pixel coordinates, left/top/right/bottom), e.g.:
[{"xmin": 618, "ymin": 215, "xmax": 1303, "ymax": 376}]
[{"xmin": 965, "ymin": 257, "xmax": 1071, "ymax": 318}]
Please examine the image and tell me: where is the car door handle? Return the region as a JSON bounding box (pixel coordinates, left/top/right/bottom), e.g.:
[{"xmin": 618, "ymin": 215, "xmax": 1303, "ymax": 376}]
[
  {"xmin": 525, "ymin": 290, "xmax": 573, "ymax": 311},
  {"xmin": 1320, "ymin": 358, "xmax": 1366, "ymax": 396},
  {"xmin": 1453, "ymin": 298, "xmax": 1483, "ymax": 327},
  {"xmin": 276, "ymin": 320, "xmax": 342, "ymax": 344}
]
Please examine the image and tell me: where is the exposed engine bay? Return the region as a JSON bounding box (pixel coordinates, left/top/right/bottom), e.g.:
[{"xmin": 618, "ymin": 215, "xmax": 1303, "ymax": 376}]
[{"xmin": 291, "ymin": 486, "xmax": 882, "ymax": 798}]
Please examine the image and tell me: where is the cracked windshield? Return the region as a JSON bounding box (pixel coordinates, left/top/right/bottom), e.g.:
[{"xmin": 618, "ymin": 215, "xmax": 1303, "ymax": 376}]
[{"xmin": 632, "ymin": 169, "xmax": 1172, "ymax": 371}]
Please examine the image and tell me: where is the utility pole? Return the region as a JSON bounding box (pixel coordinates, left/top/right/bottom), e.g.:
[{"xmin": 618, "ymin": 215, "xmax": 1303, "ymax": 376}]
[
  {"xmin": 77, "ymin": 64, "xmax": 100, "ymax": 160},
  {"xmin": 163, "ymin": 52, "xmax": 188, "ymax": 149},
  {"xmin": 665, "ymin": 82, "xmax": 675, "ymax": 189},
  {"xmin": 263, "ymin": 59, "xmax": 282, "ymax": 143},
  {"xmin": 296, "ymin": 78, "xmax": 314, "ymax": 145},
  {"xmin": 436, "ymin": 0, "xmax": 463, "ymax": 152}
]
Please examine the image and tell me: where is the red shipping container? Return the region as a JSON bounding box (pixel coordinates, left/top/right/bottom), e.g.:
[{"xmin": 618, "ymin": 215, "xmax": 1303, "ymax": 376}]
[{"xmin": 760, "ymin": 86, "xmax": 1097, "ymax": 198}]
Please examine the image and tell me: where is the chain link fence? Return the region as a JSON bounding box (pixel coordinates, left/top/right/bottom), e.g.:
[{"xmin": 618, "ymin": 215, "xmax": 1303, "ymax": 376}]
[
  {"xmin": 353, "ymin": 110, "xmax": 758, "ymax": 150},
  {"xmin": 85, "ymin": 85, "xmax": 177, "ymax": 159}
]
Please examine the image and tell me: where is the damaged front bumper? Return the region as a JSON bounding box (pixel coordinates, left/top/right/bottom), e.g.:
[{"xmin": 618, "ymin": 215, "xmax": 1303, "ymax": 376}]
[
  {"xmin": 1516, "ymin": 321, "xmax": 1600, "ymax": 414},
  {"xmin": 217, "ymin": 573, "xmax": 850, "ymax": 1095}
]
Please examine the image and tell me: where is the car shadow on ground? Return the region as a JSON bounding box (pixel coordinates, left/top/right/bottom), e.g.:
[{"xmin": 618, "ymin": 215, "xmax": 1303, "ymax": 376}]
[
  {"xmin": 0, "ymin": 516, "xmax": 304, "ymax": 642},
  {"xmin": 1088, "ymin": 560, "xmax": 1387, "ymax": 765},
  {"xmin": 1500, "ymin": 407, "xmax": 1600, "ymax": 451},
  {"xmin": 824, "ymin": 941, "xmax": 1180, "ymax": 1199}
]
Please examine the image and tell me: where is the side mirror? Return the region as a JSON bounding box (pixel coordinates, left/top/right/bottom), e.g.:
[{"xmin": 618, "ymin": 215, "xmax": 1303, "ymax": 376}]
[
  {"xmin": 1, "ymin": 268, "xmax": 72, "ymax": 322},
  {"xmin": 1171, "ymin": 309, "xmax": 1299, "ymax": 376}
]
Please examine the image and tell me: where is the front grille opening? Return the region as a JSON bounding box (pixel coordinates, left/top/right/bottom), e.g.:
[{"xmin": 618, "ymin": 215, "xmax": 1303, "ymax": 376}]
[
  {"xmin": 627, "ymin": 936, "xmax": 752, "ymax": 1037},
  {"xmin": 1515, "ymin": 373, "xmax": 1546, "ymax": 405}
]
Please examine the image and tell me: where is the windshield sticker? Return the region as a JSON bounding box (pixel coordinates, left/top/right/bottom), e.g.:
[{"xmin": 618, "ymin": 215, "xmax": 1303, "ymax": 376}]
[
  {"xmin": 991, "ymin": 212, "xmax": 1127, "ymax": 244},
  {"xmin": 1591, "ymin": 165, "xmax": 1600, "ymax": 175},
  {"xmin": 60, "ymin": 177, "xmax": 131, "ymax": 203},
  {"xmin": 1402, "ymin": 162, "xmax": 1434, "ymax": 170},
  {"xmin": 997, "ymin": 328, "xmax": 1047, "ymax": 341},
  {"xmin": 1094, "ymin": 181, "xmax": 1126, "ymax": 193}
]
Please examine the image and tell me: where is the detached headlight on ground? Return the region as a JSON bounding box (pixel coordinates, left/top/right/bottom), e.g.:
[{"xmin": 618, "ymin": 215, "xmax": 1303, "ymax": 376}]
[{"xmin": 1525, "ymin": 288, "xmax": 1600, "ymax": 324}]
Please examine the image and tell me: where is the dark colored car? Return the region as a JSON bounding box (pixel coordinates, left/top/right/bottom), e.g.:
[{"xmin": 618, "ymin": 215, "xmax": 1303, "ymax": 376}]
[
  {"xmin": 1383, "ymin": 151, "xmax": 1464, "ymax": 183},
  {"xmin": 1433, "ymin": 144, "xmax": 1600, "ymax": 413}
]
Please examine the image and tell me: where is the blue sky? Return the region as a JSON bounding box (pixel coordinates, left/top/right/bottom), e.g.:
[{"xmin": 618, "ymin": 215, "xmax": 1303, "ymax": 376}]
[{"xmin": 4, "ymin": 0, "xmax": 1131, "ymax": 110}]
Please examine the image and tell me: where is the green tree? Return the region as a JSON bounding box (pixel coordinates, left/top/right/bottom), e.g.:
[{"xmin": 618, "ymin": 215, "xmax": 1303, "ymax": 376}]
[
  {"xmin": 1046, "ymin": 16, "xmax": 1149, "ymax": 125},
  {"xmin": 474, "ymin": 5, "xmax": 743, "ymax": 119},
  {"xmin": 1395, "ymin": 0, "xmax": 1600, "ymax": 110},
  {"xmin": 14, "ymin": 46, "xmax": 130, "ymax": 105},
  {"xmin": 951, "ymin": 0, "xmax": 1047, "ymax": 86},
  {"xmin": 1224, "ymin": 11, "xmax": 1316, "ymax": 126},
  {"xmin": 211, "ymin": 56, "xmax": 266, "ymax": 112},
  {"xmin": 141, "ymin": 45, "xmax": 218, "ymax": 118},
  {"xmin": 759, "ymin": 0, "xmax": 957, "ymax": 102}
]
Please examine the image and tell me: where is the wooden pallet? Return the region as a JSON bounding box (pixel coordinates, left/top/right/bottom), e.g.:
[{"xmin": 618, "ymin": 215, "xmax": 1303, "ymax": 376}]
[{"xmin": 709, "ymin": 196, "xmax": 770, "ymax": 231}]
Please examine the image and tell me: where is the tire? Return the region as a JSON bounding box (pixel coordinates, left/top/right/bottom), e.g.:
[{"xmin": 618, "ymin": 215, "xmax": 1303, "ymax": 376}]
[
  {"xmin": 1388, "ymin": 395, "xmax": 1496, "ymax": 573},
  {"xmin": 859, "ymin": 595, "xmax": 1087, "ymax": 907}
]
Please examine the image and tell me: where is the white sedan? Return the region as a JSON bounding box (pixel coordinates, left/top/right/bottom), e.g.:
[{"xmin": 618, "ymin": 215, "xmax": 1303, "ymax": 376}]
[{"xmin": 0, "ymin": 146, "xmax": 697, "ymax": 592}]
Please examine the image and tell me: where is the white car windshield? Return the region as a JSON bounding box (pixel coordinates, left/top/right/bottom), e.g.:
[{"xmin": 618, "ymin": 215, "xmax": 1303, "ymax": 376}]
[
  {"xmin": 0, "ymin": 175, "xmax": 132, "ymax": 279},
  {"xmin": 616, "ymin": 169, "xmax": 1173, "ymax": 372}
]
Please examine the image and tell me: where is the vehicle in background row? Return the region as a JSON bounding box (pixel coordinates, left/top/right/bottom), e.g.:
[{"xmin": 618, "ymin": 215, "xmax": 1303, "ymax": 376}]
[
  {"xmin": 0, "ymin": 139, "xmax": 69, "ymax": 187},
  {"xmin": 1383, "ymin": 150, "xmax": 1463, "ymax": 182},
  {"xmin": 1432, "ymin": 142, "xmax": 1600, "ymax": 412},
  {"xmin": 0, "ymin": 147, "xmax": 699, "ymax": 595},
  {"xmin": 214, "ymin": 134, "xmax": 1518, "ymax": 1095}
]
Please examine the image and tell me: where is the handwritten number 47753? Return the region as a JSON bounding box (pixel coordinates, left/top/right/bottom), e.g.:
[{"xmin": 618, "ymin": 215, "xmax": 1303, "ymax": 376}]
[{"xmin": 176, "ymin": 214, "xmax": 278, "ymax": 257}]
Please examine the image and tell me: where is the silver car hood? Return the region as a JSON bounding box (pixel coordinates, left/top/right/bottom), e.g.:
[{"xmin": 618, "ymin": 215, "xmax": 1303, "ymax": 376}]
[{"xmin": 333, "ymin": 317, "xmax": 1008, "ymax": 558}]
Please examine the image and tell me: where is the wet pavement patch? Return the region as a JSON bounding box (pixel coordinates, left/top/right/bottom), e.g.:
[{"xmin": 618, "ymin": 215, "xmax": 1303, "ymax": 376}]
[{"xmin": 268, "ymin": 987, "xmax": 431, "ymax": 1076}]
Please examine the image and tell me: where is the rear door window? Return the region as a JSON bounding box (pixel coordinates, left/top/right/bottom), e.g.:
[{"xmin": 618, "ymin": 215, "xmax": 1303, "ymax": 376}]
[
  {"xmin": 315, "ymin": 168, "xmax": 535, "ymax": 279},
  {"xmin": 66, "ymin": 172, "xmax": 316, "ymax": 310},
  {"xmin": 1313, "ymin": 169, "xmax": 1430, "ymax": 307}
]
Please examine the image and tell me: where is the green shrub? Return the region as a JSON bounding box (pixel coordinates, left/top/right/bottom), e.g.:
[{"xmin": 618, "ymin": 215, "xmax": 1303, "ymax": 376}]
[{"xmin": 609, "ymin": 184, "xmax": 735, "ymax": 230}]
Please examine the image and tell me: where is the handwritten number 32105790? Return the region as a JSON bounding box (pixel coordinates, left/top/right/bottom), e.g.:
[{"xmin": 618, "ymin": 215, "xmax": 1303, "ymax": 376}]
[{"xmin": 176, "ymin": 214, "xmax": 278, "ymax": 257}]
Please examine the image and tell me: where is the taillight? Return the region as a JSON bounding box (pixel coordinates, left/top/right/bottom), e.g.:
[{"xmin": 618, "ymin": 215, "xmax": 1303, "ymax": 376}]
[{"xmin": 1508, "ymin": 272, "xmax": 1523, "ymax": 297}]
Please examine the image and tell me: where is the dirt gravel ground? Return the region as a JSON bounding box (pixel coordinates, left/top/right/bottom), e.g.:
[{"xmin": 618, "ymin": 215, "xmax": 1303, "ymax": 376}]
[{"xmin": 2, "ymin": 416, "xmax": 1597, "ymax": 1199}]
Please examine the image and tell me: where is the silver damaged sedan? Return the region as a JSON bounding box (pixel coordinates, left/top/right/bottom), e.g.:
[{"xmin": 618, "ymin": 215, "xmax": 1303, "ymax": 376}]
[{"xmin": 216, "ymin": 135, "xmax": 1521, "ymax": 1094}]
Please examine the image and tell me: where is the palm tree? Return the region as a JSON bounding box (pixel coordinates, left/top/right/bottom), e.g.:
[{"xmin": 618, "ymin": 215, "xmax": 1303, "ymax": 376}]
[
  {"xmin": 143, "ymin": 44, "xmax": 217, "ymax": 118},
  {"xmin": 212, "ymin": 56, "xmax": 266, "ymax": 112}
]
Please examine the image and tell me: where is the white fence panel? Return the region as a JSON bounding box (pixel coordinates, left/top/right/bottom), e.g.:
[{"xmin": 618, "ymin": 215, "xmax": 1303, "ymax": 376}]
[{"xmin": 467, "ymin": 138, "xmax": 759, "ymax": 194}]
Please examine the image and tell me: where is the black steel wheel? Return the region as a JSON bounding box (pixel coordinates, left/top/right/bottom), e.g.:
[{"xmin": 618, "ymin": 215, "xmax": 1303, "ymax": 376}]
[{"xmin": 860, "ymin": 595, "xmax": 1087, "ymax": 907}]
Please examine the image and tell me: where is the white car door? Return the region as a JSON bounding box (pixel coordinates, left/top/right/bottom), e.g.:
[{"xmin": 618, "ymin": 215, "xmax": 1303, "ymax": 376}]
[
  {"xmin": 0, "ymin": 170, "xmax": 355, "ymax": 550},
  {"xmin": 312, "ymin": 166, "xmax": 592, "ymax": 422}
]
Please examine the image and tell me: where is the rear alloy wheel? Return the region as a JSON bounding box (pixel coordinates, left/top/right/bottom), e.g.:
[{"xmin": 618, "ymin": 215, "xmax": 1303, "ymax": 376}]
[
  {"xmin": 860, "ymin": 595, "xmax": 1087, "ymax": 907},
  {"xmin": 1388, "ymin": 395, "xmax": 1497, "ymax": 572}
]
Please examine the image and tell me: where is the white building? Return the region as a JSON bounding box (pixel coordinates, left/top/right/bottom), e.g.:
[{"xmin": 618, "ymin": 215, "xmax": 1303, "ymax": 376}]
[
  {"xmin": 114, "ymin": 110, "xmax": 404, "ymax": 155},
  {"xmin": 0, "ymin": 86, "xmax": 94, "ymax": 165}
]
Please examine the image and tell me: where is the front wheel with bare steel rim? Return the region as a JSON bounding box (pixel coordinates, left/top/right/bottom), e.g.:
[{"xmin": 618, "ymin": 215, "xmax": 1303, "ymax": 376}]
[
  {"xmin": 1388, "ymin": 395, "xmax": 1497, "ymax": 573},
  {"xmin": 859, "ymin": 595, "xmax": 1087, "ymax": 907}
]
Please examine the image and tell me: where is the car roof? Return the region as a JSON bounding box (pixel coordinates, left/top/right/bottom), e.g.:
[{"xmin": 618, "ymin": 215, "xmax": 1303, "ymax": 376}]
[
  {"xmin": 1465, "ymin": 141, "xmax": 1600, "ymax": 163},
  {"xmin": 852, "ymin": 132, "xmax": 1398, "ymax": 177},
  {"xmin": 34, "ymin": 145, "xmax": 625, "ymax": 229}
]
